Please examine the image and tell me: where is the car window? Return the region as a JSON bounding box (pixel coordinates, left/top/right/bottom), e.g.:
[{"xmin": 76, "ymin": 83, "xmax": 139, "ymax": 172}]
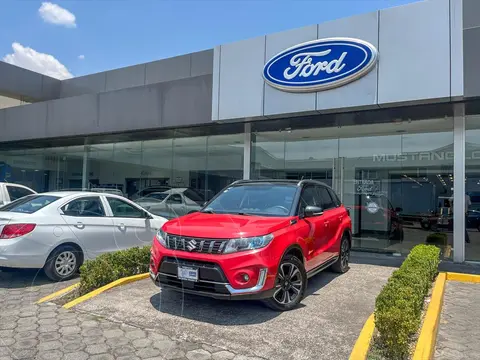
[
  {"xmin": 62, "ymin": 197, "xmax": 105, "ymax": 217},
  {"xmin": 6, "ymin": 186, "xmax": 35, "ymax": 202},
  {"xmin": 205, "ymin": 184, "xmax": 297, "ymax": 217},
  {"xmin": 166, "ymin": 194, "xmax": 183, "ymax": 204},
  {"xmin": 298, "ymin": 186, "xmax": 322, "ymax": 215},
  {"xmin": 316, "ymin": 186, "xmax": 336, "ymax": 210},
  {"xmin": 0, "ymin": 195, "xmax": 59, "ymax": 214},
  {"xmin": 107, "ymin": 197, "xmax": 145, "ymax": 218},
  {"xmin": 327, "ymin": 188, "xmax": 341, "ymax": 207},
  {"xmin": 145, "ymin": 193, "xmax": 168, "ymax": 201},
  {"xmin": 183, "ymin": 188, "xmax": 204, "ymax": 203}
]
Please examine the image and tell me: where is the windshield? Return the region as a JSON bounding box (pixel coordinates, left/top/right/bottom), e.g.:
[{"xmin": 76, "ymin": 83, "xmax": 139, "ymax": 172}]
[
  {"xmin": 0, "ymin": 195, "xmax": 60, "ymax": 214},
  {"xmin": 142, "ymin": 193, "xmax": 169, "ymax": 201},
  {"xmin": 204, "ymin": 184, "xmax": 298, "ymax": 217}
]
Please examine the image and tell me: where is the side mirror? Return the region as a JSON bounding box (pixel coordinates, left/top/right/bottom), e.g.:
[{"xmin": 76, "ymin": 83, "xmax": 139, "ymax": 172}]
[
  {"xmin": 395, "ymin": 207, "xmax": 403, "ymax": 213},
  {"xmin": 304, "ymin": 205, "xmax": 323, "ymax": 217}
]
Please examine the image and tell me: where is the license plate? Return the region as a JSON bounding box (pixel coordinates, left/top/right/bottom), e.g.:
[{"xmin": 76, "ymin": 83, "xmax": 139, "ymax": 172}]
[{"xmin": 177, "ymin": 266, "xmax": 198, "ymax": 282}]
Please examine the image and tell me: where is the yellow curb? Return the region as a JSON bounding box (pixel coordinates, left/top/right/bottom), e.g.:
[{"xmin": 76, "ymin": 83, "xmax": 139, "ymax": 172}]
[
  {"xmin": 36, "ymin": 283, "xmax": 80, "ymax": 304},
  {"xmin": 446, "ymin": 272, "xmax": 480, "ymax": 283},
  {"xmin": 349, "ymin": 313, "xmax": 375, "ymax": 360},
  {"xmin": 412, "ymin": 272, "xmax": 447, "ymax": 360},
  {"xmin": 63, "ymin": 273, "xmax": 149, "ymax": 309}
]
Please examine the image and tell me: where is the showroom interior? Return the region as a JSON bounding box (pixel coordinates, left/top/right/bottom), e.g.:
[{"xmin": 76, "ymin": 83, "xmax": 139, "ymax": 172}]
[{"xmin": 1, "ymin": 0, "xmax": 479, "ymax": 262}]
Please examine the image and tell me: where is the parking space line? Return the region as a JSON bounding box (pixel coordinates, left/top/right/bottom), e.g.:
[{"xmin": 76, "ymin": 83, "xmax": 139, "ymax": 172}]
[
  {"xmin": 446, "ymin": 272, "xmax": 480, "ymax": 283},
  {"xmin": 63, "ymin": 273, "xmax": 149, "ymax": 309},
  {"xmin": 412, "ymin": 272, "xmax": 446, "ymax": 360},
  {"xmin": 349, "ymin": 313, "xmax": 375, "ymax": 360},
  {"xmin": 36, "ymin": 282, "xmax": 80, "ymax": 304}
]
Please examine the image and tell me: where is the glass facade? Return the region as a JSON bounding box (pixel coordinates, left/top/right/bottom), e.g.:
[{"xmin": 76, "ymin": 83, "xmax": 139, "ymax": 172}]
[
  {"xmin": 465, "ymin": 114, "xmax": 480, "ymax": 261},
  {"xmin": 0, "ymin": 132, "xmax": 244, "ymax": 205},
  {"xmin": 252, "ymin": 115, "xmax": 454, "ymax": 259},
  {"xmin": 0, "ymin": 103, "xmax": 478, "ymax": 262}
]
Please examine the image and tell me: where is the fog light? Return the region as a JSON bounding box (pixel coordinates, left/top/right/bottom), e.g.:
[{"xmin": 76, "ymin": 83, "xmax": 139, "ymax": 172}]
[{"xmin": 242, "ymin": 274, "xmax": 250, "ymax": 282}]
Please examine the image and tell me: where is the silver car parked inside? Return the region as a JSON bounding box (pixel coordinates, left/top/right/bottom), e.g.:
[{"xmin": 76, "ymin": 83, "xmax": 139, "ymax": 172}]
[{"xmin": 0, "ymin": 192, "xmax": 167, "ymax": 280}]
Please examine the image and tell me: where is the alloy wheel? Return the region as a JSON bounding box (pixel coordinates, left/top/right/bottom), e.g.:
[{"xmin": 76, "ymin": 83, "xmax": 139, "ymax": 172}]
[
  {"xmin": 273, "ymin": 262, "xmax": 303, "ymax": 305},
  {"xmin": 341, "ymin": 238, "xmax": 350, "ymax": 269},
  {"xmin": 55, "ymin": 251, "xmax": 77, "ymax": 276}
]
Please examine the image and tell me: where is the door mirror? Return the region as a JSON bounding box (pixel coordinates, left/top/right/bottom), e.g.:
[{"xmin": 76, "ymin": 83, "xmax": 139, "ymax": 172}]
[
  {"xmin": 304, "ymin": 205, "xmax": 323, "ymax": 217},
  {"xmin": 395, "ymin": 207, "xmax": 403, "ymax": 213}
]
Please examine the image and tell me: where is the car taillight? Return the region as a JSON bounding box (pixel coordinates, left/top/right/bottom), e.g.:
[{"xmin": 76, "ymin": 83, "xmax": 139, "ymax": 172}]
[{"xmin": 0, "ymin": 224, "xmax": 36, "ymax": 239}]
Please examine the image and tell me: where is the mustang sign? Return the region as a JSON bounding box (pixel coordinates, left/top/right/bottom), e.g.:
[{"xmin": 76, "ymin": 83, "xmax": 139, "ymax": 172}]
[{"xmin": 263, "ymin": 37, "xmax": 378, "ymax": 92}]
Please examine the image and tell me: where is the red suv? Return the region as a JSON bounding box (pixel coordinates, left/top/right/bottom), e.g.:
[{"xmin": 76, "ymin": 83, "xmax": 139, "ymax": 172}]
[{"xmin": 149, "ymin": 180, "xmax": 352, "ymax": 311}]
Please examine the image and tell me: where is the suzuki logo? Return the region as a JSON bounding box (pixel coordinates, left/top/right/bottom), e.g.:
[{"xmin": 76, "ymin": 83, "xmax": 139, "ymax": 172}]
[{"xmin": 186, "ymin": 239, "xmax": 197, "ymax": 251}]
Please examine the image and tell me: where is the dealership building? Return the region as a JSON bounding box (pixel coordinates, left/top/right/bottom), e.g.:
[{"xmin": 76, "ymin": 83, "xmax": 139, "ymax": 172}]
[{"xmin": 1, "ymin": 0, "xmax": 479, "ymax": 262}]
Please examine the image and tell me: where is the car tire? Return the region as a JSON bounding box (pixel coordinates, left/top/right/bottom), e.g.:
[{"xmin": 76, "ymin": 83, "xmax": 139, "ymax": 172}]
[
  {"xmin": 44, "ymin": 245, "xmax": 82, "ymax": 281},
  {"xmin": 263, "ymin": 254, "xmax": 307, "ymax": 312},
  {"xmin": 421, "ymin": 220, "xmax": 431, "ymax": 230},
  {"xmin": 331, "ymin": 234, "xmax": 350, "ymax": 273}
]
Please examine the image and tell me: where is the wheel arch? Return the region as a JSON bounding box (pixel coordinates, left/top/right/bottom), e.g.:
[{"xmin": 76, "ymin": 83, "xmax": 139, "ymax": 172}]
[
  {"xmin": 343, "ymin": 227, "xmax": 352, "ymax": 248},
  {"xmin": 281, "ymin": 244, "xmax": 305, "ymax": 264},
  {"xmin": 45, "ymin": 242, "xmax": 85, "ymax": 266}
]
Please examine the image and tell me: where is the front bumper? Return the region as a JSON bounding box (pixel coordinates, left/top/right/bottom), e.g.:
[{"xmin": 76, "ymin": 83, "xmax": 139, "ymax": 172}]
[
  {"xmin": 149, "ymin": 266, "xmax": 275, "ymax": 300},
  {"xmin": 150, "ymin": 241, "xmax": 280, "ymax": 300}
]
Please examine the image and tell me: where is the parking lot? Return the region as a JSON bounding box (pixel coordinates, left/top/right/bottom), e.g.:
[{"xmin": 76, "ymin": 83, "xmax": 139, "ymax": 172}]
[{"xmin": 74, "ymin": 260, "xmax": 395, "ymax": 360}]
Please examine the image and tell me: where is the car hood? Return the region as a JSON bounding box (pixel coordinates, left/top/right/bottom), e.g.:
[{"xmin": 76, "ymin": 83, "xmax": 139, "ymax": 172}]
[{"xmin": 162, "ymin": 212, "xmax": 294, "ymax": 239}]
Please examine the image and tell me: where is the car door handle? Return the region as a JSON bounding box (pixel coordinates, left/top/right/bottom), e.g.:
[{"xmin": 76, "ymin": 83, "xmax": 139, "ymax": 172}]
[
  {"xmin": 74, "ymin": 222, "xmax": 85, "ymax": 229},
  {"xmin": 118, "ymin": 223, "xmax": 126, "ymax": 231},
  {"xmin": 324, "ymin": 221, "xmax": 329, "ymax": 227}
]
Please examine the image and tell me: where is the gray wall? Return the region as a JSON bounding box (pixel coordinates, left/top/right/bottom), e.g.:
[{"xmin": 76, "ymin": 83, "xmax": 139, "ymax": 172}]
[
  {"xmin": 212, "ymin": 0, "xmax": 463, "ymax": 121},
  {"xmin": 463, "ymin": 0, "xmax": 480, "ymax": 98},
  {"xmin": 0, "ymin": 75, "xmax": 212, "ymax": 142},
  {"xmin": 0, "ymin": 61, "xmax": 61, "ymax": 101},
  {"xmin": 60, "ymin": 50, "xmax": 213, "ymax": 98}
]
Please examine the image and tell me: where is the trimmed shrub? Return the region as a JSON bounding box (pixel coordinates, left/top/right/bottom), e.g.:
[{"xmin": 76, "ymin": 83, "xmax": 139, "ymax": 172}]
[
  {"xmin": 78, "ymin": 246, "xmax": 151, "ymax": 296},
  {"xmin": 374, "ymin": 245, "xmax": 440, "ymax": 359},
  {"xmin": 426, "ymin": 232, "xmax": 448, "ymax": 246}
]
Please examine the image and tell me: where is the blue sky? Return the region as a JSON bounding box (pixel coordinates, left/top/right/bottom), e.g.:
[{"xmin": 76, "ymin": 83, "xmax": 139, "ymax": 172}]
[{"xmin": 0, "ymin": 0, "xmax": 419, "ymax": 78}]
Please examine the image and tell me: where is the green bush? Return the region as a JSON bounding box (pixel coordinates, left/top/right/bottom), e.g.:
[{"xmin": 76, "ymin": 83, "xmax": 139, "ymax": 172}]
[
  {"xmin": 426, "ymin": 232, "xmax": 448, "ymax": 246},
  {"xmin": 374, "ymin": 245, "xmax": 440, "ymax": 359},
  {"xmin": 78, "ymin": 246, "xmax": 151, "ymax": 296}
]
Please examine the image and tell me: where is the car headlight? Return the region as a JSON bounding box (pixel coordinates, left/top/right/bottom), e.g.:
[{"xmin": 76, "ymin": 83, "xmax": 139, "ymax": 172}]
[
  {"xmin": 155, "ymin": 228, "xmax": 167, "ymax": 247},
  {"xmin": 223, "ymin": 234, "xmax": 274, "ymax": 254}
]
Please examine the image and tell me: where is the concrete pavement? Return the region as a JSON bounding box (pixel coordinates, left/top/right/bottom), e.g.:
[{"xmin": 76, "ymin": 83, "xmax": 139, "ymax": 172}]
[
  {"xmin": 435, "ymin": 281, "xmax": 480, "ymax": 360},
  {"xmin": 74, "ymin": 262, "xmax": 395, "ymax": 360}
]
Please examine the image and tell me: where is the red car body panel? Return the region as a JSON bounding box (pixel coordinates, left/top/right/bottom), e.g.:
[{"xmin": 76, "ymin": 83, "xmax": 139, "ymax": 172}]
[{"xmin": 149, "ymin": 180, "xmax": 352, "ymax": 302}]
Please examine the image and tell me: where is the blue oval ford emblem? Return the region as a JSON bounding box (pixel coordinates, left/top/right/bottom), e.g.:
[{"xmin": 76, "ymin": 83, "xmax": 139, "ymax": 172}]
[{"xmin": 263, "ymin": 37, "xmax": 378, "ymax": 92}]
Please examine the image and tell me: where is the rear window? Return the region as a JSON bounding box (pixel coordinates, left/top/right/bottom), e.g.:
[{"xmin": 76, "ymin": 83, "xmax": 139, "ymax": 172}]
[{"xmin": 0, "ymin": 195, "xmax": 60, "ymax": 214}]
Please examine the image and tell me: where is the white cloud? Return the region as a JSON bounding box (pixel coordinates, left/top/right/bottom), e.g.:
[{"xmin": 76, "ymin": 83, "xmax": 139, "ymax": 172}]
[
  {"xmin": 2, "ymin": 42, "xmax": 73, "ymax": 79},
  {"xmin": 78, "ymin": 54, "xmax": 85, "ymax": 60},
  {"xmin": 38, "ymin": 2, "xmax": 76, "ymax": 28}
]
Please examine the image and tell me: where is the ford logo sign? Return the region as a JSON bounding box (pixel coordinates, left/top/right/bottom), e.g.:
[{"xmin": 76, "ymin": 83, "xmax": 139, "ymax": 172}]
[{"xmin": 263, "ymin": 37, "xmax": 378, "ymax": 93}]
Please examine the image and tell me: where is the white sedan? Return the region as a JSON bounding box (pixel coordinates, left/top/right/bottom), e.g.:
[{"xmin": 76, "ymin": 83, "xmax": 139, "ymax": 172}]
[{"xmin": 0, "ymin": 191, "xmax": 167, "ymax": 280}]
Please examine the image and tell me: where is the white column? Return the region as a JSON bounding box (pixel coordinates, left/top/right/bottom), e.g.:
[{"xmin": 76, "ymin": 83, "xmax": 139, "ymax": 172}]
[
  {"xmin": 82, "ymin": 145, "xmax": 90, "ymax": 190},
  {"xmin": 453, "ymin": 103, "xmax": 465, "ymax": 263},
  {"xmin": 243, "ymin": 122, "xmax": 252, "ymax": 180}
]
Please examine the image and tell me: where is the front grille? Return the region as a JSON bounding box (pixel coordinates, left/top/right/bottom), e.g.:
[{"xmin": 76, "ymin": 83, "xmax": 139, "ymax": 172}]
[{"xmin": 165, "ymin": 234, "xmax": 228, "ymax": 254}]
